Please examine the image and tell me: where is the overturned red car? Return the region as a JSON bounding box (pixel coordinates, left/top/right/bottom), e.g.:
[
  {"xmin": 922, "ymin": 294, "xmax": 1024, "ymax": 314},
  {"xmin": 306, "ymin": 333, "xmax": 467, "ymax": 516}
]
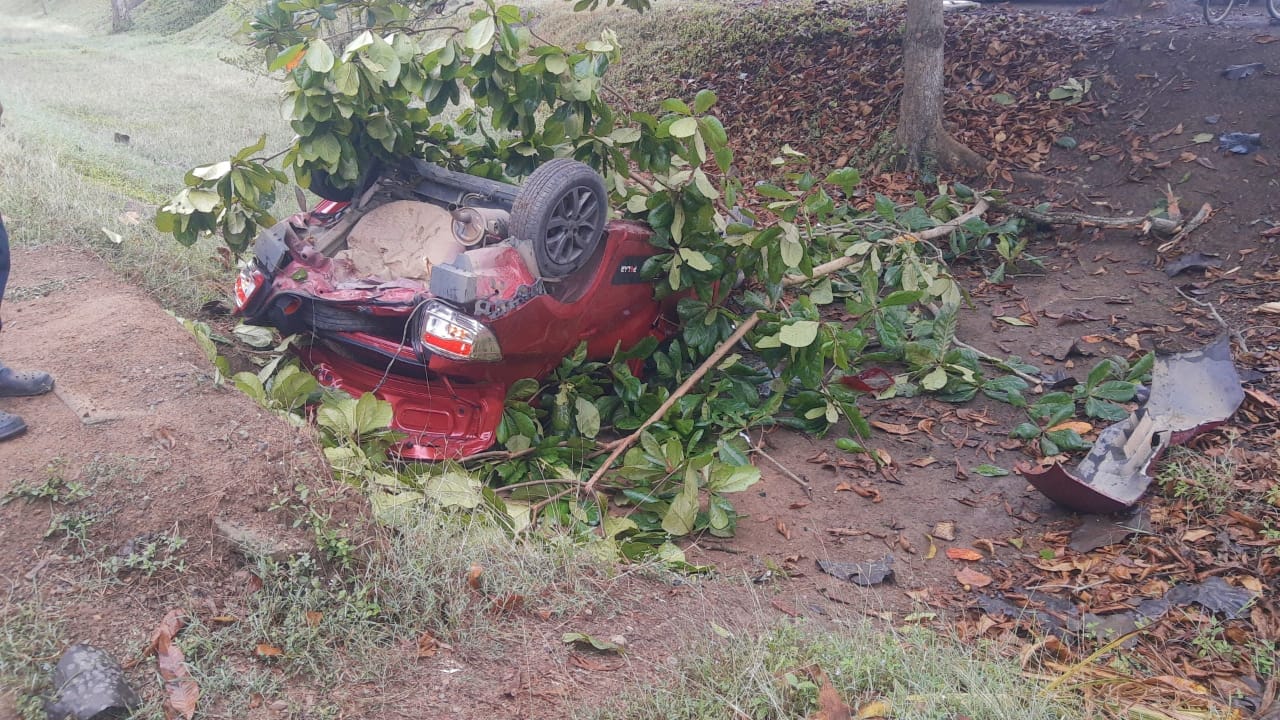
[{"xmin": 233, "ymin": 158, "xmax": 680, "ymax": 459}]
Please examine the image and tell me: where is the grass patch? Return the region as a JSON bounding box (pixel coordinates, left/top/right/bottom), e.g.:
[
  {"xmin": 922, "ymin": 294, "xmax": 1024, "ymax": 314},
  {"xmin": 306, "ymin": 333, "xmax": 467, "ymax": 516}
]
[
  {"xmin": 0, "ymin": 130, "xmax": 239, "ymax": 314},
  {"xmin": 585, "ymin": 620, "xmax": 1078, "ymax": 720},
  {"xmin": 1157, "ymin": 446, "xmax": 1240, "ymax": 518},
  {"xmin": 130, "ymin": 0, "xmax": 229, "ymax": 35},
  {"xmin": 0, "ymin": 599, "xmax": 64, "ymax": 720},
  {"xmin": 528, "ymin": 0, "xmax": 877, "ymax": 101},
  {"xmin": 163, "ymin": 501, "xmax": 610, "ymax": 715},
  {"xmin": 0, "ymin": 15, "xmax": 293, "ymax": 313}
]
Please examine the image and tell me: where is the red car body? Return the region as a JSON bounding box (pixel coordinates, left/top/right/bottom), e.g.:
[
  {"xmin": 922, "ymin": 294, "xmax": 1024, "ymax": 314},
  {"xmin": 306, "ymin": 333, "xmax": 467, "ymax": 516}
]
[{"xmin": 234, "ymin": 197, "xmax": 678, "ymax": 460}]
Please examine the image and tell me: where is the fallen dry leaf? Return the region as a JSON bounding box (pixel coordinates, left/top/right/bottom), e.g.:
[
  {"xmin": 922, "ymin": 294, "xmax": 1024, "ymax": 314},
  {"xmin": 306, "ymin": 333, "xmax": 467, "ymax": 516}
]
[
  {"xmin": 946, "ymin": 547, "xmax": 984, "ymax": 562},
  {"xmin": 255, "ymin": 644, "xmax": 283, "ymax": 657},
  {"xmin": 417, "ymin": 631, "xmax": 441, "ymax": 658},
  {"xmin": 954, "ymin": 566, "xmax": 993, "ymax": 588},
  {"xmin": 150, "ymin": 610, "xmax": 198, "ymax": 720},
  {"xmin": 932, "ymin": 520, "xmax": 956, "ymax": 541},
  {"xmin": 1047, "ymin": 420, "xmax": 1093, "ymax": 434},
  {"xmin": 304, "ymin": 611, "xmax": 322, "ymax": 627},
  {"xmin": 812, "ymin": 671, "xmax": 853, "ymax": 720},
  {"xmin": 870, "ymin": 420, "xmax": 913, "ymax": 435},
  {"xmin": 771, "ymin": 598, "xmax": 801, "ymax": 617},
  {"xmin": 467, "ymin": 564, "xmax": 483, "ymax": 590},
  {"xmin": 856, "ymin": 699, "xmax": 892, "ymax": 719},
  {"xmin": 569, "ymin": 653, "xmax": 625, "ymax": 672}
]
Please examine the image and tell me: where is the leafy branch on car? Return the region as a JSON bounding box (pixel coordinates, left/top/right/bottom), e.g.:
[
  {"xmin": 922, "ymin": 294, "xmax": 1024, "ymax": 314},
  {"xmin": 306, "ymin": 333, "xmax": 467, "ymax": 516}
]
[{"xmin": 158, "ymin": 0, "xmax": 1126, "ymax": 563}]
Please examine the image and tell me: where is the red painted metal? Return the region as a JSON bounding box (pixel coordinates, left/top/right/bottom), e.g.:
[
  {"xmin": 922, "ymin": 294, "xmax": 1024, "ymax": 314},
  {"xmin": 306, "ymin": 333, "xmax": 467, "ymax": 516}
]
[{"xmin": 244, "ymin": 218, "xmax": 678, "ymax": 460}]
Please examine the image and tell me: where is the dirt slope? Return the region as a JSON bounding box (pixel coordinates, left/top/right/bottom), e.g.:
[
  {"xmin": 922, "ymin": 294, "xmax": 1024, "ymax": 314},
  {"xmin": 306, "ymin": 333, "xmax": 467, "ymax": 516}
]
[{"xmin": 0, "ymin": 246, "xmax": 331, "ymax": 715}]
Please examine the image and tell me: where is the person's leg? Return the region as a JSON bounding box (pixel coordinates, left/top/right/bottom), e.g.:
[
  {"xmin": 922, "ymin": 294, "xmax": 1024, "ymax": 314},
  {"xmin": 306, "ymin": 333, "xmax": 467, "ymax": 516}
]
[
  {"xmin": 0, "ymin": 410, "xmax": 25, "ymax": 440},
  {"xmin": 0, "ymin": 212, "xmax": 10, "ymax": 305},
  {"xmin": 0, "ymin": 213, "xmax": 53, "ymax": 441}
]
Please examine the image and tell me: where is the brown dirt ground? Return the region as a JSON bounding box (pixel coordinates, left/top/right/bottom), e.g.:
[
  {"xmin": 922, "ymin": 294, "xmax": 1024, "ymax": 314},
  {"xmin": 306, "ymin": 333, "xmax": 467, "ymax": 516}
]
[{"xmin": 3, "ymin": 3, "xmax": 1280, "ymax": 719}]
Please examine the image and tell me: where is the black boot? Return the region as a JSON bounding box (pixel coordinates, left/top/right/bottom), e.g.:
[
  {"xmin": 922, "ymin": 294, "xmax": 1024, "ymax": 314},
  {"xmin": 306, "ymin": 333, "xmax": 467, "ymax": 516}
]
[
  {"xmin": 0, "ymin": 367, "xmax": 54, "ymax": 397},
  {"xmin": 0, "ymin": 410, "xmax": 26, "ymax": 441}
]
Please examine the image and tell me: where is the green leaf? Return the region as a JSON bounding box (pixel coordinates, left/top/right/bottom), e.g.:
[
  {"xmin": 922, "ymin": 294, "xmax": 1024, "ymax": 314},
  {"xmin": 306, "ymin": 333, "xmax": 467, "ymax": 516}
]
[
  {"xmin": 1192, "ymin": 133, "xmax": 1214, "ymax": 144},
  {"xmin": 464, "ymin": 16, "xmax": 496, "ymax": 50},
  {"xmin": 991, "ymin": 92, "xmax": 1016, "ymax": 106},
  {"xmin": 1045, "ymin": 428, "xmax": 1090, "ymax": 452},
  {"xmin": 191, "ymin": 161, "xmax": 232, "ymax": 181},
  {"xmin": 660, "ymin": 98, "xmax": 691, "ymax": 115},
  {"xmin": 233, "ymin": 323, "xmax": 274, "ymax": 349},
  {"xmin": 678, "ymin": 247, "xmax": 713, "ymax": 272},
  {"xmin": 1085, "ymin": 397, "xmax": 1130, "ymax": 422},
  {"xmin": 754, "ymin": 183, "xmax": 794, "ymax": 201},
  {"xmin": 1092, "ymin": 380, "xmax": 1137, "ymax": 402},
  {"xmin": 423, "ymin": 469, "xmax": 482, "ymax": 509},
  {"xmin": 233, "ymin": 372, "xmax": 267, "ymax": 404},
  {"xmin": 669, "ymin": 117, "xmax": 698, "ymax": 138},
  {"xmin": 921, "ymin": 366, "xmax": 948, "ymax": 391},
  {"xmin": 662, "ymin": 477, "xmax": 699, "ymax": 536},
  {"xmin": 972, "ymin": 464, "xmax": 1010, "ymax": 477},
  {"xmin": 779, "ymin": 321, "xmax": 820, "ymax": 348},
  {"xmin": 881, "ymin": 290, "xmax": 924, "ymax": 307},
  {"xmin": 693, "ymin": 89, "xmax": 718, "ymax": 113},
  {"xmin": 574, "ymin": 396, "xmax": 601, "ymax": 438},
  {"xmin": 353, "ymin": 392, "xmax": 393, "ymax": 434},
  {"xmin": 824, "ymin": 167, "xmax": 861, "ymax": 194},
  {"xmin": 708, "ymin": 464, "xmax": 760, "ymax": 493},
  {"xmin": 779, "ymin": 222, "xmax": 803, "ymax": 268},
  {"xmin": 305, "ymin": 40, "xmax": 335, "ymax": 73},
  {"xmin": 1011, "ymin": 422, "xmax": 1042, "ymax": 440}
]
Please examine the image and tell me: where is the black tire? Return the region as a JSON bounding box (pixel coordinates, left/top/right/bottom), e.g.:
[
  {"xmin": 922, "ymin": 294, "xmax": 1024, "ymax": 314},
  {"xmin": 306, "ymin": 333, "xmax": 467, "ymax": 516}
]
[
  {"xmin": 1268, "ymin": 0, "xmax": 1279, "ymax": 20},
  {"xmin": 509, "ymin": 158, "xmax": 607, "ymax": 278},
  {"xmin": 1203, "ymin": 0, "xmax": 1234, "ymax": 24}
]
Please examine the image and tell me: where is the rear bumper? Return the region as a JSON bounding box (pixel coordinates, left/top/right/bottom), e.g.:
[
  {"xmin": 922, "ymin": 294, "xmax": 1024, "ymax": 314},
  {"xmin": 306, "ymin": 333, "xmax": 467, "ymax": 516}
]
[{"xmin": 299, "ymin": 344, "xmax": 504, "ymax": 461}]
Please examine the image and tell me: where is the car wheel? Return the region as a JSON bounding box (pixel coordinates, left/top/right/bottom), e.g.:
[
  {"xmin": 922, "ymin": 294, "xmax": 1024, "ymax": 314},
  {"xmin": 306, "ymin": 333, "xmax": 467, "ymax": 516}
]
[{"xmin": 509, "ymin": 158, "xmax": 607, "ymax": 278}]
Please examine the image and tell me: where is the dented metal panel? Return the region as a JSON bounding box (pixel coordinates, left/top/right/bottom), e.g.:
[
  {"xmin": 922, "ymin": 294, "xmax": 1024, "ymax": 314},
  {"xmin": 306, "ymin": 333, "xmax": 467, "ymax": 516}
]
[{"xmin": 1024, "ymin": 336, "xmax": 1244, "ymax": 513}]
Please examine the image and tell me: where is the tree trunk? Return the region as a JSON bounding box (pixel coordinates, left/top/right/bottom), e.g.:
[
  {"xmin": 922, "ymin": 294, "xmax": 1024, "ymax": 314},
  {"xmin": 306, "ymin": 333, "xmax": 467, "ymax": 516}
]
[
  {"xmin": 110, "ymin": 0, "xmax": 131, "ymax": 32},
  {"xmin": 895, "ymin": 0, "xmax": 985, "ymax": 175}
]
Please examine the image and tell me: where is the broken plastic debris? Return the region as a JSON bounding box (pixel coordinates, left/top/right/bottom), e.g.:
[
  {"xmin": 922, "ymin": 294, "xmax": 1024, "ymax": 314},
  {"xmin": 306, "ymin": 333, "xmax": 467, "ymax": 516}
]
[
  {"xmin": 817, "ymin": 555, "xmax": 894, "ymax": 586},
  {"xmin": 1221, "ymin": 63, "xmax": 1264, "ymax": 80},
  {"xmin": 1164, "ymin": 576, "xmax": 1257, "ymax": 619},
  {"xmin": 1219, "ymin": 132, "xmax": 1262, "ymax": 155},
  {"xmin": 1164, "ymin": 251, "xmax": 1224, "ymax": 277},
  {"xmin": 43, "ymin": 644, "xmax": 139, "ymax": 720},
  {"xmin": 1068, "ymin": 507, "xmax": 1152, "ymax": 552},
  {"xmin": 1023, "ymin": 336, "xmax": 1243, "ymax": 513}
]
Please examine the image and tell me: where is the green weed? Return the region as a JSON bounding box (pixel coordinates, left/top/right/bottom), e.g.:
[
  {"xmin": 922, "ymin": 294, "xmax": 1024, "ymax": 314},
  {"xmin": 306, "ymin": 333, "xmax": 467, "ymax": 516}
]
[
  {"xmin": 1158, "ymin": 447, "xmax": 1238, "ymax": 517},
  {"xmin": 103, "ymin": 527, "xmax": 189, "ymax": 577},
  {"xmin": 0, "ymin": 599, "xmax": 63, "ymax": 720},
  {"xmin": 2, "ymin": 459, "xmax": 90, "ymax": 505}
]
